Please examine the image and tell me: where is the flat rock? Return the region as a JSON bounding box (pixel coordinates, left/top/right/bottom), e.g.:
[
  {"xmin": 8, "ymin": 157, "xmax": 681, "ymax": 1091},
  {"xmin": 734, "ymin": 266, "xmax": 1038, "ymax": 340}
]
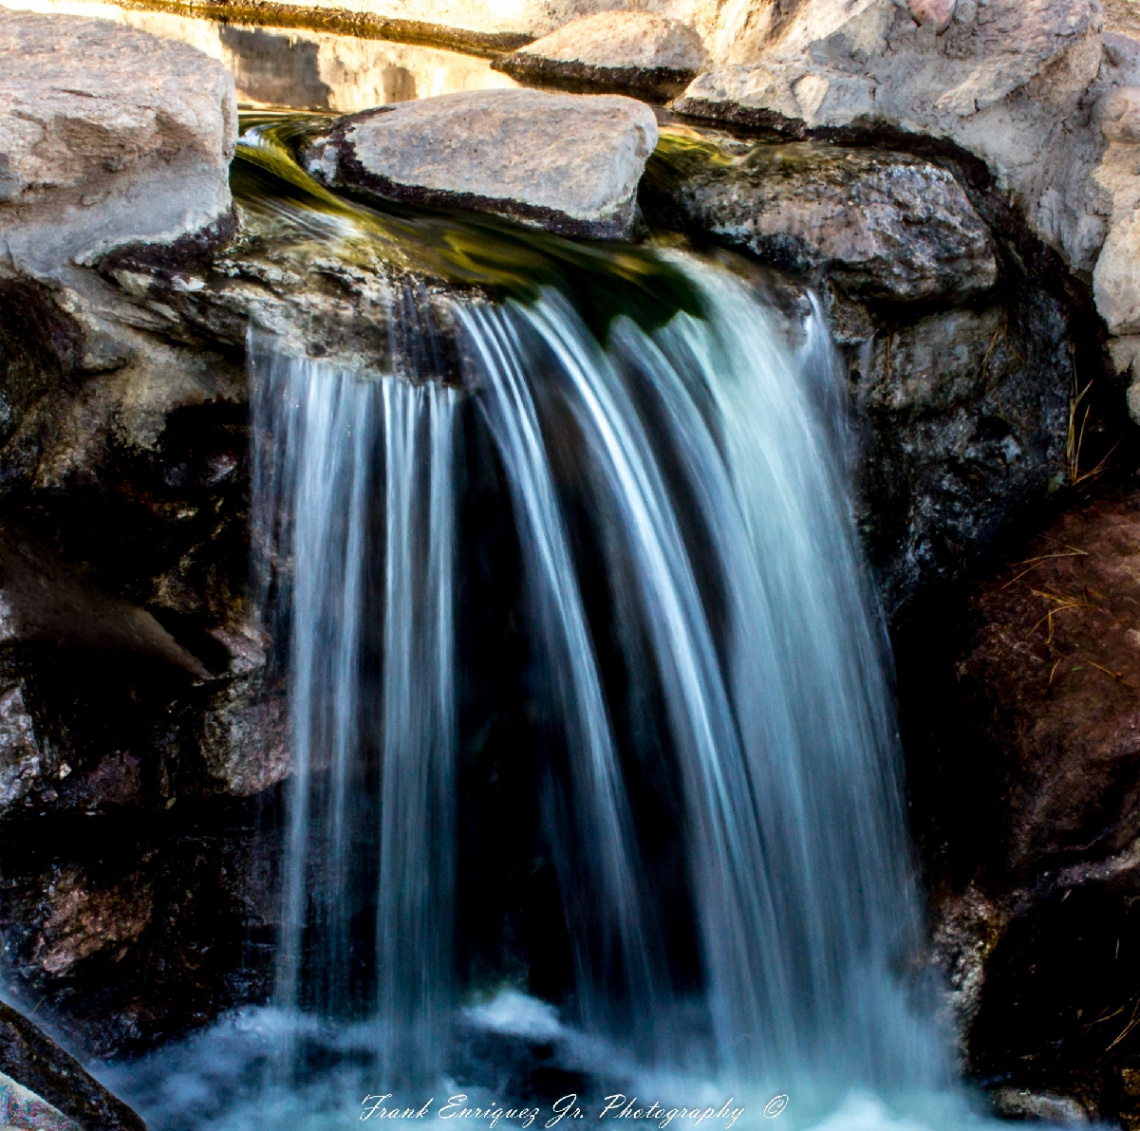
[
  {"xmin": 644, "ymin": 136, "xmax": 997, "ymax": 305},
  {"xmin": 492, "ymin": 10, "xmax": 707, "ymax": 101},
  {"xmin": 302, "ymin": 89, "xmax": 658, "ymax": 239},
  {"xmin": 0, "ymin": 9, "xmax": 237, "ymax": 279}
]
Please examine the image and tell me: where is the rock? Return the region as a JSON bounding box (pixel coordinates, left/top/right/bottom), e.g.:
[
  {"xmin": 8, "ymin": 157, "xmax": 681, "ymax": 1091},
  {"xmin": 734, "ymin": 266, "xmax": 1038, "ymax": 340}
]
[
  {"xmin": 909, "ymin": 0, "xmax": 957, "ymax": 33},
  {"xmin": 0, "ymin": 525, "xmax": 209, "ymax": 679},
  {"xmin": 957, "ymin": 493, "xmax": 1140, "ymax": 876},
  {"xmin": 302, "ymin": 89, "xmax": 658, "ymax": 239},
  {"xmin": 640, "ymin": 124, "xmax": 1072, "ymax": 619},
  {"xmin": 0, "ymin": 1072, "xmax": 81, "ymax": 1131},
  {"xmin": 0, "ymin": 9, "xmax": 237, "ymax": 282},
  {"xmin": 0, "ymin": 999, "xmax": 147, "ymax": 1130},
  {"xmin": 0, "ymin": 810, "xmax": 282, "ymax": 1058},
  {"xmin": 1092, "ymin": 80, "xmax": 1140, "ymax": 422},
  {"xmin": 860, "ymin": 308, "xmax": 1017, "ymax": 415},
  {"xmin": 492, "ymin": 10, "xmax": 707, "ymax": 101},
  {"xmin": 643, "ymin": 134, "xmax": 997, "ymax": 305},
  {"xmin": 907, "ymin": 488, "xmax": 1140, "ymax": 1125},
  {"xmin": 990, "ymin": 1088, "xmax": 1091, "ymax": 1123},
  {"xmin": 673, "ymin": 0, "xmax": 1112, "ymax": 275},
  {"xmin": 34, "ymin": 868, "xmax": 155, "ymax": 978},
  {"xmin": 852, "ymin": 296, "xmax": 1070, "ymax": 617},
  {"xmin": 1106, "ymin": 0, "xmax": 1140, "ymax": 38}
]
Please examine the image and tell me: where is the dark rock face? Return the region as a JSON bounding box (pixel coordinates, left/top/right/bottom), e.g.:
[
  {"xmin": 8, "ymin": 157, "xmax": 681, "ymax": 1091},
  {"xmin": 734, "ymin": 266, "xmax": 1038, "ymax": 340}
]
[
  {"xmin": 0, "ymin": 274, "xmax": 286, "ymax": 1055},
  {"xmin": 0, "ymin": 998, "xmax": 146, "ymax": 1130},
  {"xmin": 0, "ymin": 797, "xmax": 281, "ymax": 1058},
  {"xmin": 642, "ymin": 129, "xmax": 1081, "ymax": 620},
  {"xmin": 960, "ymin": 494, "xmax": 1140, "ymax": 877}
]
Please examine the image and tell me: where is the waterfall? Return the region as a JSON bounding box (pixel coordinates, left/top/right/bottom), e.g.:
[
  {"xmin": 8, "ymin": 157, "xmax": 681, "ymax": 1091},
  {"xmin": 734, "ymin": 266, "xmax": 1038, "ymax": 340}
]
[
  {"xmin": 240, "ymin": 249, "xmax": 958, "ymax": 1124},
  {"xmin": 250, "ymin": 338, "xmax": 460, "ymax": 1082}
]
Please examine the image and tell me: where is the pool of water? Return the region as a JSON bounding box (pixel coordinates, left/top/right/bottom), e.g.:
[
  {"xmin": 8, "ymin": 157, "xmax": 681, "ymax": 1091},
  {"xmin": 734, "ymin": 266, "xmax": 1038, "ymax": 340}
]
[{"xmin": 0, "ymin": 0, "xmax": 516, "ymax": 111}]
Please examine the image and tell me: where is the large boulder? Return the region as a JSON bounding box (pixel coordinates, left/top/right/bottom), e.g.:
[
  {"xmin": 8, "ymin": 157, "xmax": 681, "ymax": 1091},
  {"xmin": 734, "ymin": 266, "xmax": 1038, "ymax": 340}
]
[
  {"xmin": 0, "ymin": 10, "xmax": 237, "ymax": 282},
  {"xmin": 492, "ymin": 10, "xmax": 707, "ymax": 100},
  {"xmin": 669, "ymin": 0, "xmax": 1140, "ymax": 423},
  {"xmin": 674, "ymin": 0, "xmax": 1109, "ymax": 266},
  {"xmin": 302, "ymin": 89, "xmax": 659, "ymax": 239}
]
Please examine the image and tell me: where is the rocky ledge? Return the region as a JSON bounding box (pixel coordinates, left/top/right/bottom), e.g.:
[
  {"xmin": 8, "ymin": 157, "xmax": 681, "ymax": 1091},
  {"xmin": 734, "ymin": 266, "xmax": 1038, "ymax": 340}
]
[{"xmin": 0, "ymin": 1000, "xmax": 146, "ymax": 1131}]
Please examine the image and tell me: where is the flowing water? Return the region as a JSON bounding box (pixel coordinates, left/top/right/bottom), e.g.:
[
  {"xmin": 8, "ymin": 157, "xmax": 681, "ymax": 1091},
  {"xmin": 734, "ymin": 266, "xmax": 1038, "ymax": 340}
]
[{"xmin": 68, "ymin": 85, "xmax": 1077, "ymax": 1131}]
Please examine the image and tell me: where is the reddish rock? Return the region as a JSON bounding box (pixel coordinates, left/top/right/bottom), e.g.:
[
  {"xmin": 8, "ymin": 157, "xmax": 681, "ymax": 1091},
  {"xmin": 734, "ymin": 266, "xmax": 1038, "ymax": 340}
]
[
  {"xmin": 959, "ymin": 491, "xmax": 1140, "ymax": 878},
  {"xmin": 919, "ymin": 487, "xmax": 1140, "ymax": 1124}
]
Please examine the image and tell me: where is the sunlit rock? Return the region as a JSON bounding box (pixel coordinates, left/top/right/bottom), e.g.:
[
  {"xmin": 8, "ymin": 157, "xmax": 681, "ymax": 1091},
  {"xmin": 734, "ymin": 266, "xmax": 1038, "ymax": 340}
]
[
  {"xmin": 303, "ymin": 88, "xmax": 658, "ymax": 238},
  {"xmin": 0, "ymin": 9, "xmax": 236, "ymax": 280},
  {"xmin": 493, "ymin": 9, "xmax": 706, "ymax": 100},
  {"xmin": 674, "ymin": 0, "xmax": 1110, "ymax": 275}
]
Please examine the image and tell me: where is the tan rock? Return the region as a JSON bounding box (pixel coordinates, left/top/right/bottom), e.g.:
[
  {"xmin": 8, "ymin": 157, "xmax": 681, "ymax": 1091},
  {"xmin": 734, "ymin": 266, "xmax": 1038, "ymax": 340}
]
[
  {"xmin": 0, "ymin": 9, "xmax": 237, "ymax": 280},
  {"xmin": 303, "ymin": 89, "xmax": 658, "ymax": 239},
  {"xmin": 1101, "ymin": 84, "xmax": 1140, "ymax": 142},
  {"xmin": 908, "ymin": 0, "xmax": 956, "ymax": 32},
  {"xmin": 493, "ymin": 10, "xmax": 706, "ymax": 99},
  {"xmin": 675, "ymin": 0, "xmax": 1111, "ymax": 272}
]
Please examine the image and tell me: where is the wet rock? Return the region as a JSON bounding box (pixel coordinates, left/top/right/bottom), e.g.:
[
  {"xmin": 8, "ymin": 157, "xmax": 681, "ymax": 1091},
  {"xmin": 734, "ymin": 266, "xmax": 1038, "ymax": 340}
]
[
  {"xmin": 492, "ymin": 10, "xmax": 706, "ymax": 101},
  {"xmin": 990, "ymin": 1088, "xmax": 1091, "ymax": 1123},
  {"xmin": 642, "ymin": 126, "xmax": 1074, "ymax": 618},
  {"xmin": 644, "ymin": 135, "xmax": 997, "ymax": 305},
  {"xmin": 852, "ymin": 296, "xmax": 1070, "ymax": 618},
  {"xmin": 0, "ymin": 999, "xmax": 146, "ymax": 1130},
  {"xmin": 0, "ymin": 805, "xmax": 282, "ymax": 1057},
  {"xmin": 0, "ymin": 526, "xmax": 208, "ymax": 679},
  {"xmin": 302, "ymin": 89, "xmax": 658, "ymax": 239},
  {"xmin": 860, "ymin": 308, "xmax": 1017, "ymax": 414},
  {"xmin": 0, "ymin": 9, "xmax": 237, "ymax": 282}
]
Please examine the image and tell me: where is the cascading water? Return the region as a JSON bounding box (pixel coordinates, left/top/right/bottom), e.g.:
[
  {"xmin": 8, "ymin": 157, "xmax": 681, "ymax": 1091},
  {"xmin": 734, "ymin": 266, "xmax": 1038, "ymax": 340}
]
[
  {"xmin": 102, "ymin": 120, "xmax": 1043, "ymax": 1131},
  {"xmin": 240, "ymin": 248, "xmax": 955, "ymax": 1113},
  {"xmin": 249, "ymin": 340, "xmax": 460, "ymax": 1083}
]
